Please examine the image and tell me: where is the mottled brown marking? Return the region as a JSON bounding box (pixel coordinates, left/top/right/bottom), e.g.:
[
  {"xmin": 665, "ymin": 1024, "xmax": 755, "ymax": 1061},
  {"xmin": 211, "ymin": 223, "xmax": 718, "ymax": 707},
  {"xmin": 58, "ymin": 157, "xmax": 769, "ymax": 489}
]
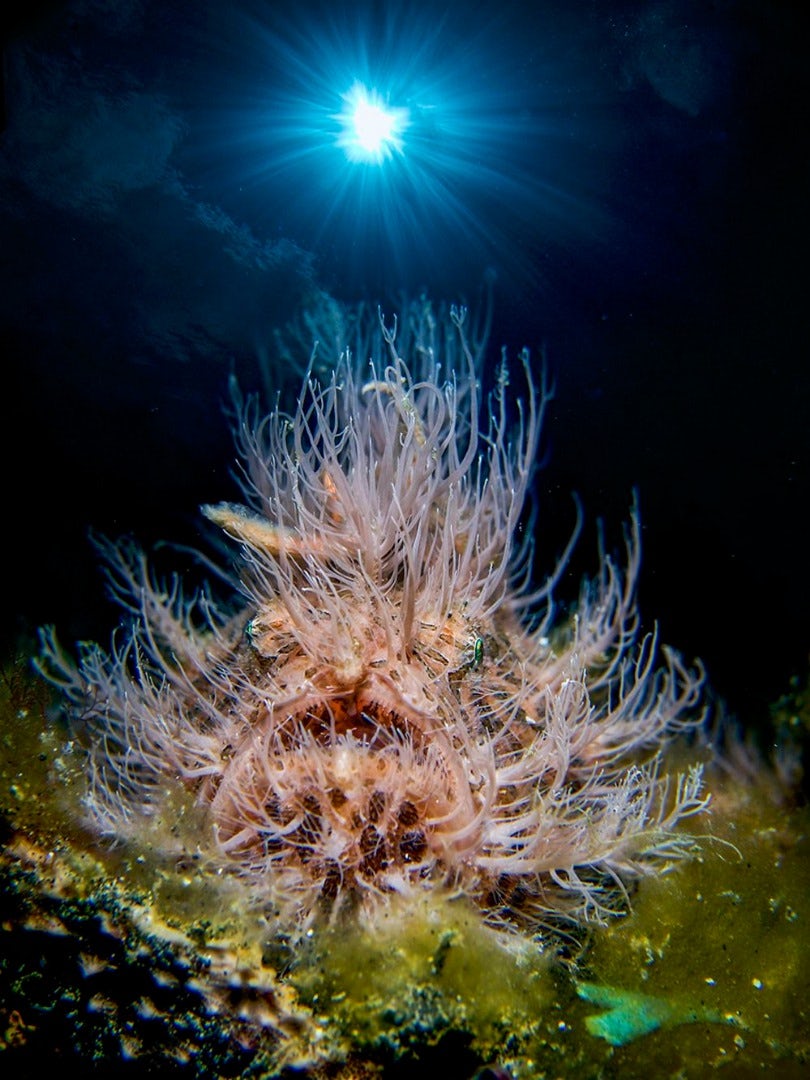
[
  {"xmin": 262, "ymin": 832, "xmax": 284, "ymax": 855},
  {"xmin": 367, "ymin": 789, "xmax": 386, "ymax": 823},
  {"xmin": 358, "ymin": 825, "xmax": 388, "ymax": 877},
  {"xmin": 264, "ymin": 794, "xmax": 293, "ymax": 824},
  {"xmin": 397, "ymin": 800, "xmax": 419, "ymax": 827},
  {"xmin": 291, "ymin": 792, "xmax": 322, "ymax": 861},
  {"xmin": 320, "ymin": 858, "xmax": 342, "ymax": 901},
  {"xmin": 399, "ymin": 829, "xmax": 427, "ymax": 862}
]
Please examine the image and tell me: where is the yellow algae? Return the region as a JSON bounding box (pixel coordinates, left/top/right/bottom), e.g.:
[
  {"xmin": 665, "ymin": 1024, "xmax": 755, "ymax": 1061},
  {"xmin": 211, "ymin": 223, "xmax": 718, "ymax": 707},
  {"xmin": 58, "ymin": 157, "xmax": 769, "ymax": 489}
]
[
  {"xmin": 573, "ymin": 760, "xmax": 809, "ymax": 1077},
  {"xmin": 290, "ymin": 890, "xmax": 553, "ymax": 1065},
  {"xmin": 3, "ymin": 645, "xmax": 810, "ymax": 1076}
]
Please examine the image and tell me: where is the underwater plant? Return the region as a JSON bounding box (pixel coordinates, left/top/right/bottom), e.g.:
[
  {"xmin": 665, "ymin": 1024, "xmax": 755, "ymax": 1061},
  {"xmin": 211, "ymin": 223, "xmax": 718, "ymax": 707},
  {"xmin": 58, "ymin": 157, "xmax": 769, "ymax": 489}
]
[{"xmin": 37, "ymin": 300, "xmax": 709, "ymax": 941}]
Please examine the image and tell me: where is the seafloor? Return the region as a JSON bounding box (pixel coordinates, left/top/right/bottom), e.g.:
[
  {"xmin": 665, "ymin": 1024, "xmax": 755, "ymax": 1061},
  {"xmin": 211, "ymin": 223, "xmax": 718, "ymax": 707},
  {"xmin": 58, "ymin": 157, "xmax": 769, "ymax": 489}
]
[{"xmin": 1, "ymin": 651, "xmax": 807, "ymax": 1079}]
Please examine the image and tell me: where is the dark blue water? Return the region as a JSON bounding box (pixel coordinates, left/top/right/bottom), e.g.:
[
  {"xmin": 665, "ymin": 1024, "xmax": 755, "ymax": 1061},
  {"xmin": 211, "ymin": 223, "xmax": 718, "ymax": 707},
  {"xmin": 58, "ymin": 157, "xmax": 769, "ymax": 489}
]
[{"xmin": 2, "ymin": 0, "xmax": 807, "ymax": 741}]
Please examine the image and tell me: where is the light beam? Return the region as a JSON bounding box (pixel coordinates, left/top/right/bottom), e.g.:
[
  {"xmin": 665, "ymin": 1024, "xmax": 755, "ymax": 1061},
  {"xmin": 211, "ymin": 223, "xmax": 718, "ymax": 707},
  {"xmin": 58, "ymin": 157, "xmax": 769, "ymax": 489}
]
[{"xmin": 337, "ymin": 83, "xmax": 409, "ymax": 164}]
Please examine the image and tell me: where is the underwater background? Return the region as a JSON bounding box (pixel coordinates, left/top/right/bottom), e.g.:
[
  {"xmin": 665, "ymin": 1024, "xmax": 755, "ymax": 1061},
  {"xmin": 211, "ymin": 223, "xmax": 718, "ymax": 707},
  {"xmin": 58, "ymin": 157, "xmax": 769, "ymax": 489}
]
[
  {"xmin": 1, "ymin": 1, "xmax": 808, "ymax": 1077},
  {"xmin": 1, "ymin": 0, "xmax": 808, "ymax": 730}
]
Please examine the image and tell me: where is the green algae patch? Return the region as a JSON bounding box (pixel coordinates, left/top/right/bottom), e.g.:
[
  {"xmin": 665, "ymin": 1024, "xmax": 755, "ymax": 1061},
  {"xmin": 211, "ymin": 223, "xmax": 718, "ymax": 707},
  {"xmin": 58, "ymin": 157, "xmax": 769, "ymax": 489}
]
[
  {"xmin": 290, "ymin": 891, "xmax": 554, "ymax": 1065},
  {"xmin": 0, "ymin": 651, "xmax": 82, "ymax": 840},
  {"xmin": 5, "ymin": 651, "xmax": 810, "ymax": 1078},
  {"xmin": 572, "ymin": 766, "xmax": 810, "ymax": 1078},
  {"xmin": 771, "ymin": 666, "xmax": 810, "ymax": 760}
]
